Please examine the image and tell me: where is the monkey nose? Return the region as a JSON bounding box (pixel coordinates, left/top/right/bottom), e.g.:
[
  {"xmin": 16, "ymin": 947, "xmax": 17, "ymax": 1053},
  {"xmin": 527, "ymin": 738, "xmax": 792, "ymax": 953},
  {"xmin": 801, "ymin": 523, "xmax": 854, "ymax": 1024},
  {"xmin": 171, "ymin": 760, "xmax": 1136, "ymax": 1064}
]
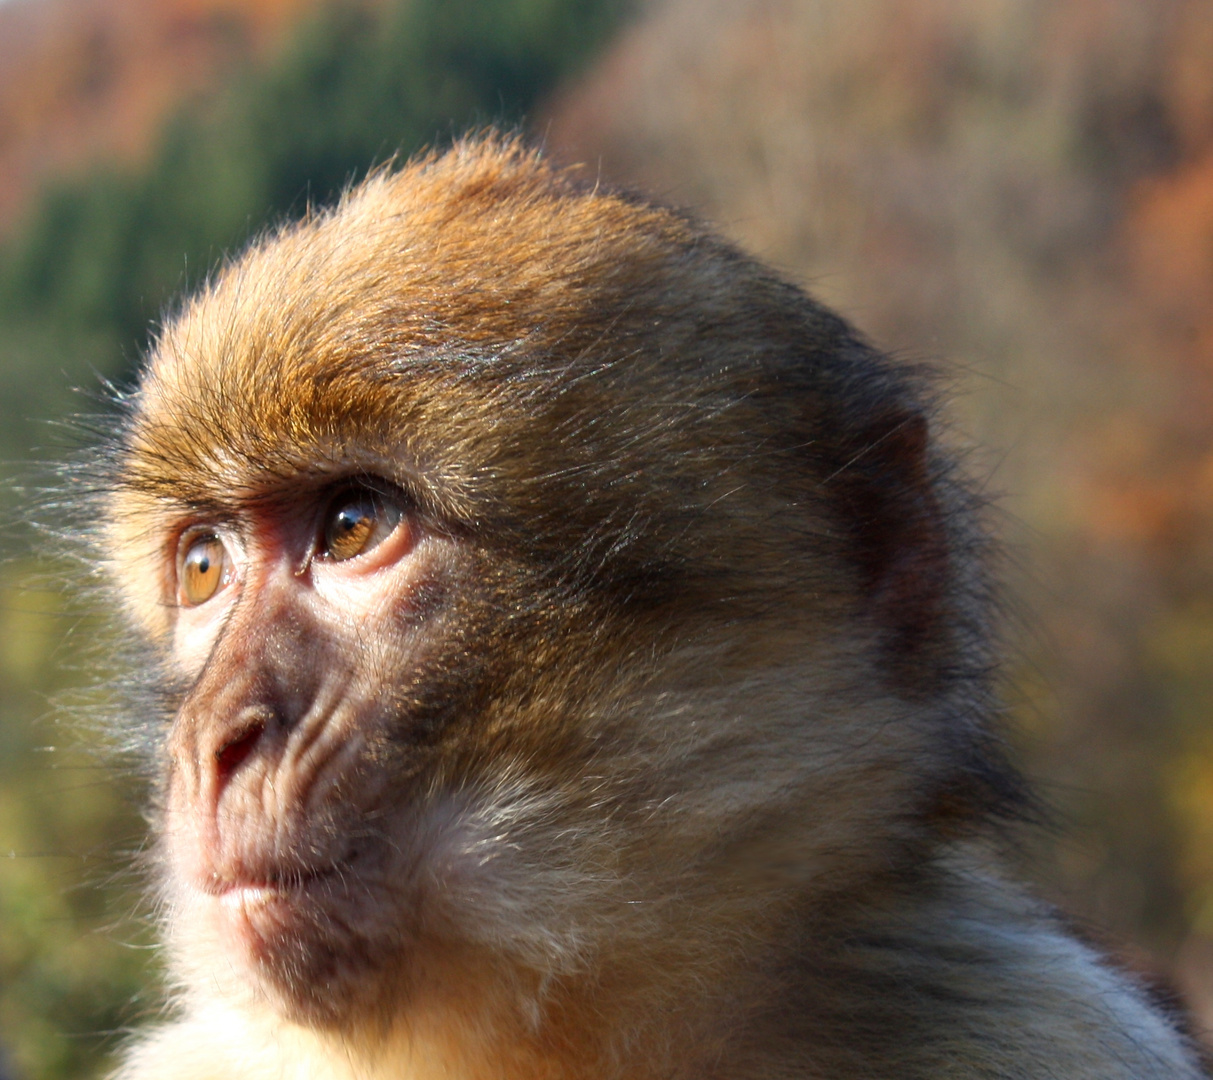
[
  {"xmin": 216, "ymin": 720, "xmax": 265, "ymax": 784},
  {"xmin": 211, "ymin": 707, "xmax": 275, "ymax": 794}
]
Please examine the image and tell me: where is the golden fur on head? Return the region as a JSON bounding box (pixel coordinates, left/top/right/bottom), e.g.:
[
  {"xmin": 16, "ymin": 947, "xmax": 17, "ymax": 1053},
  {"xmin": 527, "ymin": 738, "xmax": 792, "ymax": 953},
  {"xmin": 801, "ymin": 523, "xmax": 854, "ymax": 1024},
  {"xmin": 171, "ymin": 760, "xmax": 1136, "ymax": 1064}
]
[{"xmin": 96, "ymin": 136, "xmax": 1206, "ymax": 1080}]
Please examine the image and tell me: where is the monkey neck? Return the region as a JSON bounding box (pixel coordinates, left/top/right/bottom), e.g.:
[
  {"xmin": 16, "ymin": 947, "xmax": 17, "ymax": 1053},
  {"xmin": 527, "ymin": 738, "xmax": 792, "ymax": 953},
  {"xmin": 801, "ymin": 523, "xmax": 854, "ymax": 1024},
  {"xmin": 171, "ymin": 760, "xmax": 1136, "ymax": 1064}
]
[
  {"xmin": 166, "ymin": 915, "xmax": 774, "ymax": 1080},
  {"xmin": 132, "ymin": 844, "xmax": 1199, "ymax": 1080},
  {"xmin": 169, "ymin": 976, "xmax": 695, "ymax": 1080}
]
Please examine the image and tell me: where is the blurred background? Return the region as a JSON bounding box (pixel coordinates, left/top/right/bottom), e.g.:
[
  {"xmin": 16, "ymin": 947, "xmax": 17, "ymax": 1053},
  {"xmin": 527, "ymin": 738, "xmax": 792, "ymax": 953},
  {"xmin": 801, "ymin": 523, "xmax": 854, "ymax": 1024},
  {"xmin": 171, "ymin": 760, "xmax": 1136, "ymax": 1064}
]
[{"xmin": 0, "ymin": 0, "xmax": 1211, "ymax": 1074}]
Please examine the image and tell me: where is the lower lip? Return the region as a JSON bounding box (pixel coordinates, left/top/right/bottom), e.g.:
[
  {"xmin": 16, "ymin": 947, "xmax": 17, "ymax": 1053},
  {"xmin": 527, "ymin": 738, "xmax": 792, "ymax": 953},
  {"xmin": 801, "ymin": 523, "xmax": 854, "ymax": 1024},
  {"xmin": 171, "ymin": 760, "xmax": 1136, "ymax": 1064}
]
[
  {"xmin": 208, "ymin": 861, "xmax": 342, "ymax": 903},
  {"xmin": 210, "ymin": 881, "xmax": 307, "ymax": 960},
  {"xmin": 219, "ymin": 884, "xmax": 280, "ymax": 909},
  {"xmin": 209, "ymin": 865, "xmax": 327, "ymax": 911}
]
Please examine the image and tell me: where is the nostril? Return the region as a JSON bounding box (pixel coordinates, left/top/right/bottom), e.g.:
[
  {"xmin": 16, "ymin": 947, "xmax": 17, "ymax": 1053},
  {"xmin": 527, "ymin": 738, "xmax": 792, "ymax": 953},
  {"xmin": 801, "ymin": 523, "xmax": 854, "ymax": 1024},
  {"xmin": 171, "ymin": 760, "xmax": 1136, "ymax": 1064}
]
[{"xmin": 215, "ymin": 718, "xmax": 267, "ymax": 785}]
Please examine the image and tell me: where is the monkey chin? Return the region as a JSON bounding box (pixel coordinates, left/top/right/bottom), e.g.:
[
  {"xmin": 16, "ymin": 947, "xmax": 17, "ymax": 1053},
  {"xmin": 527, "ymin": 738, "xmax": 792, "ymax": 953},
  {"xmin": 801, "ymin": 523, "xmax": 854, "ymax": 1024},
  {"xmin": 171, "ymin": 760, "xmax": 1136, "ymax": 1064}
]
[{"xmin": 194, "ymin": 855, "xmax": 415, "ymax": 1031}]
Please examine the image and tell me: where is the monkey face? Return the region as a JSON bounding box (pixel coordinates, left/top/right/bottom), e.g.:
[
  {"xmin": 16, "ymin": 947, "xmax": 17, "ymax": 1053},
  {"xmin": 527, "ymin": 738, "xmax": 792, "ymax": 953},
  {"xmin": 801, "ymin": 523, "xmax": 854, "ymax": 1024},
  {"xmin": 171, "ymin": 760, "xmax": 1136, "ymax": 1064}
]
[
  {"xmin": 158, "ymin": 480, "xmax": 470, "ymax": 1023},
  {"xmin": 139, "ymin": 458, "xmax": 665, "ymax": 1028}
]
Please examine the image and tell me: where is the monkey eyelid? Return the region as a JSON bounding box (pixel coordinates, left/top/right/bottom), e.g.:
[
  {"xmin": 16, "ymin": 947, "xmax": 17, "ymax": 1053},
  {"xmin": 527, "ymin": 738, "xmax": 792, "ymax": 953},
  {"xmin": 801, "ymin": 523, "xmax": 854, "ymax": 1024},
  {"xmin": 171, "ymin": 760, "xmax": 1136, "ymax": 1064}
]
[{"xmin": 314, "ymin": 482, "xmax": 410, "ymax": 565}]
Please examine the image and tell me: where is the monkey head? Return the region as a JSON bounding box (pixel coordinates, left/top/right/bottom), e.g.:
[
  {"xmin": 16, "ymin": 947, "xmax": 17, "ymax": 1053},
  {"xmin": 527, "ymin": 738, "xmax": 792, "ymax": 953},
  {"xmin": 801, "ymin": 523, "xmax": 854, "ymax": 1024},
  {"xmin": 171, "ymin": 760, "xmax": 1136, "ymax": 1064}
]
[{"xmin": 100, "ymin": 138, "xmax": 1001, "ymax": 1049}]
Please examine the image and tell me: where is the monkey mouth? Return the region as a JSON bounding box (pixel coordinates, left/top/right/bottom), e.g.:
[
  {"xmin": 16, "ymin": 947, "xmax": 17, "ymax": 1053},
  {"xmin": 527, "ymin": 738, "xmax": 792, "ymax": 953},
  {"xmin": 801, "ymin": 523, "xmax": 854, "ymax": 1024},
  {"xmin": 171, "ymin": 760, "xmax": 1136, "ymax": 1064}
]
[
  {"xmin": 206, "ymin": 859, "xmax": 351, "ymax": 966},
  {"xmin": 215, "ymin": 874, "xmax": 330, "ymax": 908},
  {"xmin": 203, "ymin": 858, "xmax": 348, "ymax": 903}
]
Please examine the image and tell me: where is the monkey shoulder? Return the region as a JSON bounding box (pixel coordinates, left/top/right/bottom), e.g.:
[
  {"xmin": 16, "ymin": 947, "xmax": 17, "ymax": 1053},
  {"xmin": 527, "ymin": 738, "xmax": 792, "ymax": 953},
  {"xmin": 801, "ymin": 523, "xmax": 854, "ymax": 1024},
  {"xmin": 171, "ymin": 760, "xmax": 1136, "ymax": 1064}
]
[{"xmin": 737, "ymin": 856, "xmax": 1207, "ymax": 1080}]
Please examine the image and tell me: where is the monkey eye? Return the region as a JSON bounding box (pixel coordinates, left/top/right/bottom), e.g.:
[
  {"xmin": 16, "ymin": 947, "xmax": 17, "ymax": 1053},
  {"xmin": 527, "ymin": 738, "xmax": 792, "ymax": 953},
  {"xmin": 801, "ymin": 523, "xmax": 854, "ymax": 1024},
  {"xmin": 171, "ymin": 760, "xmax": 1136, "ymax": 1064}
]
[
  {"xmin": 179, "ymin": 535, "xmax": 231, "ymax": 606},
  {"xmin": 321, "ymin": 488, "xmax": 404, "ymax": 562}
]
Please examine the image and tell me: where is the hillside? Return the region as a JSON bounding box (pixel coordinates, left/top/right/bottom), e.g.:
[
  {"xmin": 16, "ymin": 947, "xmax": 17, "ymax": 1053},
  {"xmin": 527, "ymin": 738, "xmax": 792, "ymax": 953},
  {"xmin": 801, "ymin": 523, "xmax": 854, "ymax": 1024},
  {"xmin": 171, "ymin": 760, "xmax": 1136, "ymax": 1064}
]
[{"xmin": 0, "ymin": 0, "xmax": 326, "ymax": 231}]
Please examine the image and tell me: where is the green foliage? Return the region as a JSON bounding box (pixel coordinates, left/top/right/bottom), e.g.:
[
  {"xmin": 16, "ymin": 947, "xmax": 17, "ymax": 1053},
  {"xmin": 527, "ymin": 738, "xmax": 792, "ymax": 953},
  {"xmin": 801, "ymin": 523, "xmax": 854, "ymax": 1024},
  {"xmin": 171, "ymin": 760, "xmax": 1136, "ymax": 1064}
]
[
  {"xmin": 0, "ymin": 0, "xmax": 629, "ymax": 453},
  {"xmin": 0, "ymin": 0, "xmax": 629, "ymax": 1075},
  {"xmin": 0, "ymin": 572, "xmax": 151, "ymax": 1080}
]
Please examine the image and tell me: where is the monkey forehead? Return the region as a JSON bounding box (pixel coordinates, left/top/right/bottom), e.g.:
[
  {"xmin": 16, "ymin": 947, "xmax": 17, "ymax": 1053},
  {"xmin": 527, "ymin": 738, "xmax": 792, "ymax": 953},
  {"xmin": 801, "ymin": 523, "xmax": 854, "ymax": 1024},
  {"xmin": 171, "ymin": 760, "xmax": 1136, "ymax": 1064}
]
[{"xmin": 119, "ymin": 137, "xmax": 823, "ymax": 509}]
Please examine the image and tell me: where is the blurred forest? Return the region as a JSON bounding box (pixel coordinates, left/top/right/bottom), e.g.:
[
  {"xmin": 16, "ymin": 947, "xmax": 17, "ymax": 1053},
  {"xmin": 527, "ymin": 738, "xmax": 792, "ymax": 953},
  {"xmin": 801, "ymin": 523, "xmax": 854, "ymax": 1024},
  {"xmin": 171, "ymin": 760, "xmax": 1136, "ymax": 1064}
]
[{"xmin": 1, "ymin": 0, "xmax": 1213, "ymax": 1076}]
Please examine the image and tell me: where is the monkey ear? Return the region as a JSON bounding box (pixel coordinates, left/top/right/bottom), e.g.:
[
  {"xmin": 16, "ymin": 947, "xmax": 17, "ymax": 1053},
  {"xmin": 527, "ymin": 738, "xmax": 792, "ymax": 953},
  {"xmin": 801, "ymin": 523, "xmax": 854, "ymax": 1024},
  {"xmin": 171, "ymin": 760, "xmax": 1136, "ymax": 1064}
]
[{"xmin": 831, "ymin": 407, "xmax": 951, "ymax": 681}]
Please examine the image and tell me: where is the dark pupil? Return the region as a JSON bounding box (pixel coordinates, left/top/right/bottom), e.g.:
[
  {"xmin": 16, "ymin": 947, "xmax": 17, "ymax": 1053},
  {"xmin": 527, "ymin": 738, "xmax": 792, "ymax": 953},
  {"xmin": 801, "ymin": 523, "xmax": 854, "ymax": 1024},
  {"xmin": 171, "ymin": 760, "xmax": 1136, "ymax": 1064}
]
[
  {"xmin": 338, "ymin": 506, "xmax": 366, "ymax": 532},
  {"xmin": 197, "ymin": 554, "xmax": 210, "ymax": 573}
]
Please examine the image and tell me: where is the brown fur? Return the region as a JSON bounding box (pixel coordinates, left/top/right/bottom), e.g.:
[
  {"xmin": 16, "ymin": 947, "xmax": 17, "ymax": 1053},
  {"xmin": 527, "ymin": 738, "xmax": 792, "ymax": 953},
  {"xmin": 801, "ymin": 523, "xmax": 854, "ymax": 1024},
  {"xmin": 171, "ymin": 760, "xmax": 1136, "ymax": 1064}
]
[{"xmin": 93, "ymin": 135, "xmax": 1205, "ymax": 1078}]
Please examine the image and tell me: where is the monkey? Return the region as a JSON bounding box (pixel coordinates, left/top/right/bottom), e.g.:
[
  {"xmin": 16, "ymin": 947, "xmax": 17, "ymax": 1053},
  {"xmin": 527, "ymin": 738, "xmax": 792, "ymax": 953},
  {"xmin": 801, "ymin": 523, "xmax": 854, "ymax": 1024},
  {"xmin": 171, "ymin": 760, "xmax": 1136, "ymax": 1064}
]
[{"xmin": 82, "ymin": 134, "xmax": 1207, "ymax": 1079}]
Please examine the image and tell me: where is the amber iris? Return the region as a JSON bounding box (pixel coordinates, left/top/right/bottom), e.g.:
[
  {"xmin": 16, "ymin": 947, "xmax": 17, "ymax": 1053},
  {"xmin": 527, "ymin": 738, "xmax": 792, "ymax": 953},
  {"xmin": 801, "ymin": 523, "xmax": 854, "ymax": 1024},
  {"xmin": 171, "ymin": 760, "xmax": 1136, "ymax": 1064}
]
[
  {"xmin": 323, "ymin": 491, "xmax": 402, "ymax": 561},
  {"xmin": 181, "ymin": 536, "xmax": 228, "ymax": 605}
]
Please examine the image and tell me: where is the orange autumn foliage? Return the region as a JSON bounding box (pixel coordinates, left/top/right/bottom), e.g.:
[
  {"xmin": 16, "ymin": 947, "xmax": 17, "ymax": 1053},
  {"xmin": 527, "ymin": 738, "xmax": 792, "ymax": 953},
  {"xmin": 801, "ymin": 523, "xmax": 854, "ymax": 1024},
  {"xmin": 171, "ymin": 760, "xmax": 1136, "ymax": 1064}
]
[{"xmin": 0, "ymin": 0, "xmax": 333, "ymax": 232}]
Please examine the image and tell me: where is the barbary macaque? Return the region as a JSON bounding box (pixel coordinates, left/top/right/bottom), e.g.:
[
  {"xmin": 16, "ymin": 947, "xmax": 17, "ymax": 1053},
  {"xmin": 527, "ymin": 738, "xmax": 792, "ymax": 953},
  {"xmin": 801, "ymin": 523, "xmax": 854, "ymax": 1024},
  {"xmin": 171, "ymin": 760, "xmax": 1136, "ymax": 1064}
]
[{"xmin": 87, "ymin": 135, "xmax": 1206, "ymax": 1078}]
